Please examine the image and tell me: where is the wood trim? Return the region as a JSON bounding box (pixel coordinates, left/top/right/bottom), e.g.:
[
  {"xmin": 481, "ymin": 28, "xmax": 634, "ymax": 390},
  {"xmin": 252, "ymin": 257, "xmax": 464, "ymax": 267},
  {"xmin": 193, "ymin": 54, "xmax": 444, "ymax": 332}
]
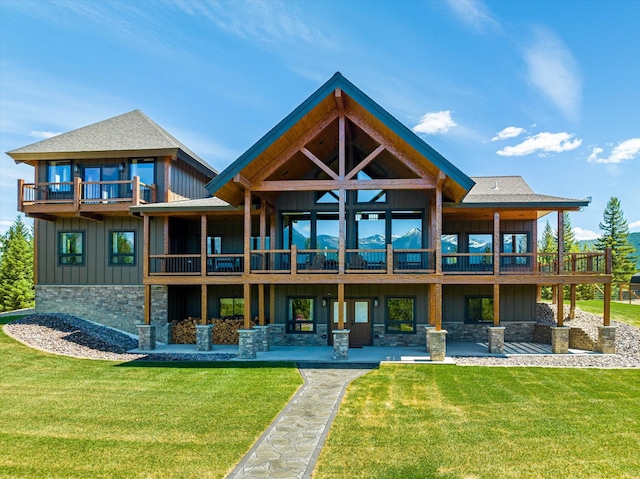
[
  {"xmin": 603, "ymin": 283, "xmax": 611, "ymax": 326},
  {"xmin": 569, "ymin": 284, "xmax": 576, "ymax": 319},
  {"xmin": 252, "ymin": 178, "xmax": 436, "ymax": 192},
  {"xmin": 557, "ymin": 284, "xmax": 564, "ymax": 327},
  {"xmin": 338, "ymin": 189, "xmax": 345, "ymax": 274},
  {"xmin": 143, "ymin": 214, "xmax": 150, "ymax": 278},
  {"xmin": 338, "ymin": 115, "xmax": 345, "ymax": 179},
  {"xmin": 258, "ymin": 283, "xmax": 265, "ymax": 326},
  {"xmin": 345, "ymin": 144, "xmax": 385, "ymax": 180},
  {"xmin": 435, "ymin": 184, "xmax": 442, "ymax": 274},
  {"xmin": 244, "ymin": 283, "xmax": 251, "ymax": 329},
  {"xmin": 33, "ymin": 219, "xmax": 38, "ymax": 285},
  {"xmin": 433, "ymin": 283, "xmax": 442, "ymax": 330},
  {"xmin": 17, "ymin": 179, "xmax": 24, "ymax": 213},
  {"xmin": 493, "ymin": 283, "xmax": 500, "ymax": 326},
  {"xmin": 301, "ymin": 147, "xmax": 339, "ymax": 180},
  {"xmin": 251, "ymin": 110, "xmax": 339, "ymax": 183},
  {"xmin": 338, "ymin": 282, "xmax": 345, "ymax": 329},
  {"xmin": 200, "ymin": 214, "xmax": 207, "ymax": 277},
  {"xmin": 233, "ymin": 173, "xmax": 251, "ymax": 190},
  {"xmin": 532, "ymin": 218, "xmax": 538, "ymax": 273},
  {"xmin": 335, "ymin": 88, "xmax": 344, "ymax": 111},
  {"xmin": 244, "ymin": 189, "xmax": 251, "ymax": 274},
  {"xmin": 493, "ymin": 212, "xmax": 500, "ymax": 275},
  {"xmin": 557, "ymin": 211, "xmax": 564, "ymax": 274},
  {"xmin": 144, "ymin": 284, "xmax": 151, "ymax": 325}
]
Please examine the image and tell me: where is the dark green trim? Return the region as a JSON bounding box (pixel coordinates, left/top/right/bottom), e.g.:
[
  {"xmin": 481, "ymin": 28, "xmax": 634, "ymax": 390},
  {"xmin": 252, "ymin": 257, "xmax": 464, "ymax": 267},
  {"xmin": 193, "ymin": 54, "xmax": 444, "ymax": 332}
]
[
  {"xmin": 286, "ymin": 296, "xmax": 317, "ymax": 334},
  {"xmin": 108, "ymin": 230, "xmax": 136, "ymax": 266},
  {"xmin": 58, "ymin": 230, "xmax": 85, "ymax": 266},
  {"xmin": 205, "ymin": 72, "xmax": 474, "ymax": 198}
]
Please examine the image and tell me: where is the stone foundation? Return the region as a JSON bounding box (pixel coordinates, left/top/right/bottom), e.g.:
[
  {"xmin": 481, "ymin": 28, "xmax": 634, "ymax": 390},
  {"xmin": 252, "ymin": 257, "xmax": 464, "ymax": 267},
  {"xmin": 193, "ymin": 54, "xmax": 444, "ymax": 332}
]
[
  {"xmin": 372, "ymin": 324, "xmax": 427, "ymax": 347},
  {"xmin": 269, "ymin": 323, "xmax": 328, "ymax": 346},
  {"xmin": 428, "ymin": 330, "xmax": 447, "ymax": 361},
  {"xmin": 444, "ymin": 322, "xmax": 535, "ymax": 342},
  {"xmin": 488, "ymin": 326, "xmax": 505, "ymax": 354},
  {"xmin": 333, "ymin": 330, "xmax": 350, "ymax": 360},
  {"xmin": 238, "ymin": 329, "xmax": 256, "ymax": 359},
  {"xmin": 254, "ymin": 326, "xmax": 270, "ymax": 352},
  {"xmin": 597, "ymin": 326, "xmax": 616, "ymax": 354},
  {"xmin": 196, "ymin": 325, "xmax": 213, "ymax": 351},
  {"xmin": 137, "ymin": 324, "xmax": 156, "ymax": 350},
  {"xmin": 35, "ymin": 285, "xmax": 168, "ymax": 335}
]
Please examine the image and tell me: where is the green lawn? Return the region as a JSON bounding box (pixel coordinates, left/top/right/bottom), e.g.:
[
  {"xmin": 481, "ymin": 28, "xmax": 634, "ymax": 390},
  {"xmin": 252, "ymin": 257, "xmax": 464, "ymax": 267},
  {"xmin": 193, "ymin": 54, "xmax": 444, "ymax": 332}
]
[
  {"xmin": 577, "ymin": 300, "xmax": 640, "ymax": 328},
  {"xmin": 0, "ymin": 317, "xmax": 302, "ymax": 479},
  {"xmin": 315, "ymin": 365, "xmax": 640, "ymax": 479}
]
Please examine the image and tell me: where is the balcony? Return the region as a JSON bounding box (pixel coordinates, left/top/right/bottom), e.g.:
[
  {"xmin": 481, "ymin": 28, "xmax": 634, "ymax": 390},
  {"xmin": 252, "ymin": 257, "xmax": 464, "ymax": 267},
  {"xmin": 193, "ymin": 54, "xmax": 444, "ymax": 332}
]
[{"xmin": 18, "ymin": 177, "xmax": 155, "ymax": 219}]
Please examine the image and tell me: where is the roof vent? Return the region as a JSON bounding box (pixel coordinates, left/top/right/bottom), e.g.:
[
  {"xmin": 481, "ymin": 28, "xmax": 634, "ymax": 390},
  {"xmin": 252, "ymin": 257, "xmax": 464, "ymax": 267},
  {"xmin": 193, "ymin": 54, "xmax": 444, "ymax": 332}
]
[{"xmin": 491, "ymin": 180, "xmax": 499, "ymax": 190}]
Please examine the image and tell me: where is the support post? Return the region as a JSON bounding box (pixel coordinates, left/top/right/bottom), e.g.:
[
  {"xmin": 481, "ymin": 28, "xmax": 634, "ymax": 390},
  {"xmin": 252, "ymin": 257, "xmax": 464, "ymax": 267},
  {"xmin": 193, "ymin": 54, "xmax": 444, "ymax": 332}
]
[
  {"xmin": 493, "ymin": 283, "xmax": 500, "ymax": 326},
  {"xmin": 244, "ymin": 189, "xmax": 251, "ymax": 274},
  {"xmin": 551, "ymin": 326, "xmax": 570, "ymax": 354},
  {"xmin": 201, "ymin": 284, "xmax": 207, "ymax": 326},
  {"xmin": 201, "ymin": 214, "xmax": 207, "ymax": 277},
  {"xmin": 269, "ymin": 285, "xmax": 275, "ymax": 326},
  {"xmin": 558, "ymin": 211, "xmax": 564, "ymax": 274},
  {"xmin": 488, "ymin": 326, "xmax": 505, "ymax": 354},
  {"xmin": 338, "ymin": 282, "xmax": 345, "ymax": 329},
  {"xmin": 143, "ymin": 214, "xmax": 150, "ymax": 278},
  {"xmin": 604, "ymin": 283, "xmax": 611, "ymax": 327},
  {"xmin": 196, "ymin": 324, "xmax": 213, "ymax": 351},
  {"xmin": 557, "ymin": 283, "xmax": 564, "ymax": 327},
  {"xmin": 433, "ymin": 283, "xmax": 442, "ymax": 330},
  {"xmin": 428, "ymin": 329, "xmax": 447, "ymax": 361},
  {"xmin": 258, "ymin": 284, "xmax": 265, "ymax": 326},
  {"xmin": 332, "ymin": 329, "xmax": 349, "ymax": 360},
  {"xmin": 244, "ymin": 282, "xmax": 251, "ymax": 330},
  {"xmin": 569, "ymin": 284, "xmax": 576, "ymax": 319},
  {"xmin": 493, "ymin": 211, "xmax": 500, "ymax": 275},
  {"xmin": 144, "ymin": 284, "xmax": 151, "ymax": 325}
]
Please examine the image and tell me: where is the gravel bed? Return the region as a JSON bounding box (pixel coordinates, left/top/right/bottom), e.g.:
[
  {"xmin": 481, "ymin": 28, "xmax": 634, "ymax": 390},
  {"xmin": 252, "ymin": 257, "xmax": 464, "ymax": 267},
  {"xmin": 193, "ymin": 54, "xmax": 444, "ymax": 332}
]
[
  {"xmin": 455, "ymin": 304, "xmax": 640, "ymax": 368},
  {"xmin": 3, "ymin": 314, "xmax": 236, "ymax": 362}
]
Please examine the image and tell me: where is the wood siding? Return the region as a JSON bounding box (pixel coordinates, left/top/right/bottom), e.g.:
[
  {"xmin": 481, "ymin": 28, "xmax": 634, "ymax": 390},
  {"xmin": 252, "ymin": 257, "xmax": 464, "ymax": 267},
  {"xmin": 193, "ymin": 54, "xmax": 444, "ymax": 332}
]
[
  {"xmin": 170, "ymin": 161, "xmax": 210, "ymax": 200},
  {"xmin": 442, "ymin": 284, "xmax": 536, "ymax": 322},
  {"xmin": 36, "ymin": 216, "xmax": 144, "ymax": 285}
]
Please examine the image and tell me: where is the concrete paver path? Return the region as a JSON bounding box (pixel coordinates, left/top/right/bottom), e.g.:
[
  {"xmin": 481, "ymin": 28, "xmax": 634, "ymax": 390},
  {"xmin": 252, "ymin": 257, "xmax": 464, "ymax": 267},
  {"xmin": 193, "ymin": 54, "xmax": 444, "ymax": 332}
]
[{"xmin": 226, "ymin": 365, "xmax": 372, "ymax": 479}]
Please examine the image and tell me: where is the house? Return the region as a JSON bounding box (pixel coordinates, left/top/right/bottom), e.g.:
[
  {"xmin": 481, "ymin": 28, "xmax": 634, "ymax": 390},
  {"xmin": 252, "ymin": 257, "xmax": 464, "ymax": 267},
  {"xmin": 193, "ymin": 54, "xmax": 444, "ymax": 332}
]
[{"xmin": 8, "ymin": 73, "xmax": 615, "ymax": 359}]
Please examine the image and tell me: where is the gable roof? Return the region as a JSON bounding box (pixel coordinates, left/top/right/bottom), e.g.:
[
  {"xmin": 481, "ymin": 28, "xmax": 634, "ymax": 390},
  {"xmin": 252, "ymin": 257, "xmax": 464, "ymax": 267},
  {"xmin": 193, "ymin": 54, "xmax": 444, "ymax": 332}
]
[
  {"xmin": 204, "ymin": 72, "xmax": 474, "ymax": 204},
  {"xmin": 457, "ymin": 176, "xmax": 590, "ymax": 209},
  {"xmin": 7, "ymin": 110, "xmax": 217, "ymax": 178}
]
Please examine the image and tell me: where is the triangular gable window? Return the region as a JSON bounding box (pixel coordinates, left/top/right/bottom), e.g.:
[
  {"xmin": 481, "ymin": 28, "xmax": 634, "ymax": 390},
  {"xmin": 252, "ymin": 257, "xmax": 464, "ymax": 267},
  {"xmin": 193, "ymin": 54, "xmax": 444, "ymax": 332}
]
[
  {"xmin": 316, "ymin": 190, "xmax": 340, "ymax": 204},
  {"xmin": 356, "ymin": 171, "xmax": 386, "ymax": 203}
]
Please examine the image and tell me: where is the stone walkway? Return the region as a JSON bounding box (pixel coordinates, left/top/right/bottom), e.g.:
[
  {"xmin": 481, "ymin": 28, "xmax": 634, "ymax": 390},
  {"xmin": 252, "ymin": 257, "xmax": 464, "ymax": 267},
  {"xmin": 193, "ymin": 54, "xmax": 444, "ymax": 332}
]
[{"xmin": 226, "ymin": 365, "xmax": 373, "ymax": 479}]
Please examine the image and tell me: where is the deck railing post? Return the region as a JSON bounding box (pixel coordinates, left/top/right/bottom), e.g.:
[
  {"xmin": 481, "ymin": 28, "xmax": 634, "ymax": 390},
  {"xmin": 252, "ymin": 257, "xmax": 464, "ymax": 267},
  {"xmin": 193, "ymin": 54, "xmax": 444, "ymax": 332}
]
[
  {"xmin": 132, "ymin": 176, "xmax": 140, "ymax": 206},
  {"xmin": 17, "ymin": 179, "xmax": 24, "ymax": 212},
  {"xmin": 291, "ymin": 245, "xmax": 297, "ymax": 275},
  {"xmin": 386, "ymin": 244, "xmax": 393, "ymax": 274},
  {"xmin": 74, "ymin": 176, "xmax": 81, "ymax": 210}
]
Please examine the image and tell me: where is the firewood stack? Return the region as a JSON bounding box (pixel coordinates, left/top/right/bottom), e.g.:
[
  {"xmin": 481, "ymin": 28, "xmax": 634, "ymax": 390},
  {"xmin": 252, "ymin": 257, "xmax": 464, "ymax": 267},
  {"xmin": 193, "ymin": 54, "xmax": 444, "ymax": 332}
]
[{"xmin": 171, "ymin": 318, "xmax": 258, "ymax": 345}]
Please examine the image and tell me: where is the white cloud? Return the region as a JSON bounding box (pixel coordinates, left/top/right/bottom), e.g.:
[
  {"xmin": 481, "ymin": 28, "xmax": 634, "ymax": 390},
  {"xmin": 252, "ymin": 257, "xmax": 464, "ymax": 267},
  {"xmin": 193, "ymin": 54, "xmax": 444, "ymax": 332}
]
[
  {"xmin": 412, "ymin": 111, "xmax": 457, "ymax": 135},
  {"xmin": 573, "ymin": 227, "xmax": 599, "ymax": 241},
  {"xmin": 496, "ymin": 132, "xmax": 582, "ymax": 157},
  {"xmin": 445, "ymin": 0, "xmax": 500, "ymax": 32},
  {"xmin": 29, "ymin": 130, "xmax": 61, "ymax": 139},
  {"xmin": 524, "ymin": 27, "xmax": 581, "ymax": 121},
  {"xmin": 492, "ymin": 126, "xmax": 526, "ymax": 141},
  {"xmin": 587, "ymin": 138, "xmax": 640, "ymax": 164},
  {"xmin": 629, "ymin": 220, "xmax": 640, "ymax": 231}
]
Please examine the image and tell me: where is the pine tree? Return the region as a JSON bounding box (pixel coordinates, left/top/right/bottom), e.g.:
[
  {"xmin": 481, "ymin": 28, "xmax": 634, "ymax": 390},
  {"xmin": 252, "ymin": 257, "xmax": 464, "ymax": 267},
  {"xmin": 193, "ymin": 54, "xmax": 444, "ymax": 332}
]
[
  {"xmin": 537, "ymin": 221, "xmax": 557, "ymax": 300},
  {"xmin": 558, "ymin": 212, "xmax": 577, "ymax": 253},
  {"xmin": 595, "ymin": 197, "xmax": 636, "ymax": 283},
  {"xmin": 0, "ymin": 216, "xmax": 34, "ymax": 312}
]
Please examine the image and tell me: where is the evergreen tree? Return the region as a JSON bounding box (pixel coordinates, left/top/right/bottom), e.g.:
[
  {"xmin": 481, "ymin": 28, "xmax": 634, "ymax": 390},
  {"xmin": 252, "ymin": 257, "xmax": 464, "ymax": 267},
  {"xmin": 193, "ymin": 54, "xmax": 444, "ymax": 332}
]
[
  {"xmin": 537, "ymin": 221, "xmax": 557, "ymax": 300},
  {"xmin": 595, "ymin": 197, "xmax": 636, "ymax": 282},
  {"xmin": 557, "ymin": 212, "xmax": 577, "ymax": 253},
  {"xmin": 0, "ymin": 216, "xmax": 34, "ymax": 312}
]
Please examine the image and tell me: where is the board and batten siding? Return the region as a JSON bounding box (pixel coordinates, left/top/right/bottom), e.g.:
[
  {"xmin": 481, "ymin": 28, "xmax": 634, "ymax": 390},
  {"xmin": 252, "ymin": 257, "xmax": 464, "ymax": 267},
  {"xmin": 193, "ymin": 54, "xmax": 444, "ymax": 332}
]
[
  {"xmin": 36, "ymin": 217, "xmax": 144, "ymax": 286},
  {"xmin": 170, "ymin": 161, "xmax": 211, "ymax": 200},
  {"xmin": 442, "ymin": 284, "xmax": 536, "ymax": 322}
]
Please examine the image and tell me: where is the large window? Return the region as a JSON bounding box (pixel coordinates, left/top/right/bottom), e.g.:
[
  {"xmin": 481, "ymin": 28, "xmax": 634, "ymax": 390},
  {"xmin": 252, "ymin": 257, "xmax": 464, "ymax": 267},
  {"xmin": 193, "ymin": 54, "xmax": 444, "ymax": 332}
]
[
  {"xmin": 386, "ymin": 297, "xmax": 415, "ymax": 333},
  {"xmin": 48, "ymin": 161, "xmax": 72, "ymax": 193},
  {"xmin": 355, "ymin": 211, "xmax": 386, "ymax": 249},
  {"xmin": 109, "ymin": 231, "xmax": 135, "ymax": 265},
  {"xmin": 287, "ymin": 298, "xmax": 315, "ymax": 333},
  {"xmin": 468, "ymin": 233, "xmax": 493, "ymax": 268},
  {"xmin": 219, "ymin": 298, "xmax": 244, "ymax": 318},
  {"xmin": 466, "ymin": 296, "xmax": 493, "ymax": 323},
  {"xmin": 130, "ymin": 158, "xmax": 155, "ymax": 185},
  {"xmin": 502, "ymin": 233, "xmax": 529, "ymax": 265},
  {"xmin": 59, "ymin": 231, "xmax": 84, "ymax": 265}
]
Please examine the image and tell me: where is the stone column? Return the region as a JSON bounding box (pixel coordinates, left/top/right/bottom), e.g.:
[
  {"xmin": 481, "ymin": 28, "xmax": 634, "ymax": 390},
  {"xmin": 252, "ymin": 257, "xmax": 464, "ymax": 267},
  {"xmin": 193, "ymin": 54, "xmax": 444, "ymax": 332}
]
[
  {"xmin": 254, "ymin": 325, "xmax": 270, "ymax": 352},
  {"xmin": 488, "ymin": 326, "xmax": 505, "ymax": 354},
  {"xmin": 137, "ymin": 324, "xmax": 156, "ymax": 351},
  {"xmin": 597, "ymin": 326, "xmax": 616, "ymax": 354},
  {"xmin": 238, "ymin": 329, "xmax": 257, "ymax": 359},
  {"xmin": 333, "ymin": 330, "xmax": 350, "ymax": 360},
  {"xmin": 156, "ymin": 322, "xmax": 173, "ymax": 345},
  {"xmin": 551, "ymin": 326, "xmax": 570, "ymax": 354},
  {"xmin": 421, "ymin": 325, "xmax": 435, "ymax": 352},
  {"xmin": 196, "ymin": 324, "xmax": 213, "ymax": 352},
  {"xmin": 428, "ymin": 330, "xmax": 447, "ymax": 361}
]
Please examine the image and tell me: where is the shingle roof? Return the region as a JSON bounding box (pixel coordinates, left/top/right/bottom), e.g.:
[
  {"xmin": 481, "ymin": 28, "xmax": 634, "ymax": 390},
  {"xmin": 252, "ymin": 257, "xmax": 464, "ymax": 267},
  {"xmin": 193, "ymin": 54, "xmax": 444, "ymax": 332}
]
[
  {"xmin": 7, "ymin": 110, "xmax": 217, "ymax": 177},
  {"xmin": 130, "ymin": 196, "xmax": 233, "ymax": 213},
  {"xmin": 458, "ymin": 176, "xmax": 590, "ymax": 208}
]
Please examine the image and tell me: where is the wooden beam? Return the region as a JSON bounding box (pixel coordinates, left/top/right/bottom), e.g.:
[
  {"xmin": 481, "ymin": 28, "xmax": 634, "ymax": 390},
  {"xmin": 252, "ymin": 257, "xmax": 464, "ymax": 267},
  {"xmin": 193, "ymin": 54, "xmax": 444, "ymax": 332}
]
[
  {"xmin": 557, "ymin": 211, "xmax": 564, "ymax": 274},
  {"xmin": 335, "ymin": 88, "xmax": 344, "ymax": 111},
  {"xmin": 144, "ymin": 284, "xmax": 151, "ymax": 325},
  {"xmin": 493, "ymin": 283, "xmax": 500, "ymax": 326},
  {"xmin": 201, "ymin": 284, "xmax": 207, "ymax": 325},
  {"xmin": 233, "ymin": 173, "xmax": 251, "ymax": 190},
  {"xmin": 435, "ymin": 184, "xmax": 442, "ymax": 274},
  {"xmin": 244, "ymin": 189, "xmax": 251, "ymax": 274},
  {"xmin": 301, "ymin": 147, "xmax": 339, "ymax": 180},
  {"xmin": 532, "ymin": 218, "xmax": 538, "ymax": 273},
  {"xmin": 603, "ymin": 283, "xmax": 611, "ymax": 326},
  {"xmin": 252, "ymin": 178, "xmax": 436, "ymax": 192},
  {"xmin": 77, "ymin": 212, "xmax": 104, "ymax": 222},
  {"xmin": 251, "ymin": 110, "xmax": 339, "ymax": 183},
  {"xmin": 258, "ymin": 283, "xmax": 265, "ymax": 326},
  {"xmin": 338, "ymin": 282, "xmax": 345, "ymax": 329},
  {"xmin": 143, "ymin": 214, "xmax": 150, "ymax": 278},
  {"xmin": 338, "ymin": 189, "xmax": 345, "ymax": 274},
  {"xmin": 569, "ymin": 284, "xmax": 576, "ymax": 319},
  {"xmin": 259, "ymin": 199, "xmax": 267, "ymax": 250},
  {"xmin": 493, "ymin": 212, "xmax": 500, "ymax": 275},
  {"xmin": 338, "ymin": 115, "xmax": 345, "ymax": 179},
  {"xmin": 201, "ymin": 214, "xmax": 207, "ymax": 277},
  {"xmin": 345, "ymin": 144, "xmax": 385, "ymax": 180},
  {"xmin": 26, "ymin": 213, "xmax": 56, "ymax": 222},
  {"xmin": 557, "ymin": 283, "xmax": 564, "ymax": 327},
  {"xmin": 434, "ymin": 283, "xmax": 442, "ymax": 330},
  {"xmin": 429, "ymin": 283, "xmax": 436, "ymax": 326},
  {"xmin": 269, "ymin": 285, "xmax": 275, "ymax": 325},
  {"xmin": 244, "ymin": 283, "xmax": 251, "ymax": 329}
]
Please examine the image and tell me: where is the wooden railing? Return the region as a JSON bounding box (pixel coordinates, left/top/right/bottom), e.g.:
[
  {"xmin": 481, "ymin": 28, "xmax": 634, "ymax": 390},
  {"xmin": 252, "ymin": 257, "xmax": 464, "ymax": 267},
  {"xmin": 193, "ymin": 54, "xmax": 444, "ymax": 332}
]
[{"xmin": 18, "ymin": 177, "xmax": 156, "ymax": 212}]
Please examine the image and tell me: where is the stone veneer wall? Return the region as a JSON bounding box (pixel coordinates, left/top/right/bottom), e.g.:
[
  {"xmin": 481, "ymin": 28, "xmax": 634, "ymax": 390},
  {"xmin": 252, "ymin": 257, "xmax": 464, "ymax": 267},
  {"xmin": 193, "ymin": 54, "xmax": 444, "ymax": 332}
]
[
  {"xmin": 372, "ymin": 324, "xmax": 426, "ymax": 347},
  {"xmin": 444, "ymin": 322, "xmax": 535, "ymax": 342},
  {"xmin": 36, "ymin": 285, "xmax": 168, "ymax": 335},
  {"xmin": 269, "ymin": 324, "xmax": 328, "ymax": 346}
]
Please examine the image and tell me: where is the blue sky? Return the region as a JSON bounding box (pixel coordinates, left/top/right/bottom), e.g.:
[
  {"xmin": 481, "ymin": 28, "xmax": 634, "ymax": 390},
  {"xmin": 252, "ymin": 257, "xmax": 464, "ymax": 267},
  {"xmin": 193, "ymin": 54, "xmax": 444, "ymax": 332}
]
[{"xmin": 1, "ymin": 0, "xmax": 639, "ymax": 239}]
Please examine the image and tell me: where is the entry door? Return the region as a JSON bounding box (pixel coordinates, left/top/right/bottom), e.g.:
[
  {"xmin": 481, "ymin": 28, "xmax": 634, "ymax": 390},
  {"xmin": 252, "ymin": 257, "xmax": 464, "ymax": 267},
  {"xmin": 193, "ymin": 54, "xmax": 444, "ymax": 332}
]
[{"xmin": 331, "ymin": 299, "xmax": 372, "ymax": 347}]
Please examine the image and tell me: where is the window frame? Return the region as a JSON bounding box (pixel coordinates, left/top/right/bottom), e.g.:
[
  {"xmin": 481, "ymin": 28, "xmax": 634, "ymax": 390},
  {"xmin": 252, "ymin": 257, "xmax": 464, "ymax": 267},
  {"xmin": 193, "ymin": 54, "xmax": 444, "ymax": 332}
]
[
  {"xmin": 219, "ymin": 298, "xmax": 245, "ymax": 319},
  {"xmin": 465, "ymin": 295, "xmax": 494, "ymax": 324},
  {"xmin": 286, "ymin": 297, "xmax": 316, "ymax": 334},
  {"xmin": 108, "ymin": 230, "xmax": 136, "ymax": 266},
  {"xmin": 58, "ymin": 230, "xmax": 85, "ymax": 266},
  {"xmin": 385, "ymin": 296, "xmax": 416, "ymax": 334}
]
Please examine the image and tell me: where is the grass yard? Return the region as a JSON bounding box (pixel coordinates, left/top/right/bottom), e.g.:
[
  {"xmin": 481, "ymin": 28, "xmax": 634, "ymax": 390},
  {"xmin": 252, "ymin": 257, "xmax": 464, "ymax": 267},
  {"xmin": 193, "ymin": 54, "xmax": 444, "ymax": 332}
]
[
  {"xmin": 0, "ymin": 317, "xmax": 302, "ymax": 479},
  {"xmin": 314, "ymin": 365, "xmax": 640, "ymax": 479},
  {"xmin": 577, "ymin": 300, "xmax": 640, "ymax": 328}
]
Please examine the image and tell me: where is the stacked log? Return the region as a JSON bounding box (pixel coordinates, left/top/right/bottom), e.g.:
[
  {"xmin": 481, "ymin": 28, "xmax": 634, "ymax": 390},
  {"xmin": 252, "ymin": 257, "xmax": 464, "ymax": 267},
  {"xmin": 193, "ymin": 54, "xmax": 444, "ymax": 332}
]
[{"xmin": 171, "ymin": 317, "xmax": 258, "ymax": 345}]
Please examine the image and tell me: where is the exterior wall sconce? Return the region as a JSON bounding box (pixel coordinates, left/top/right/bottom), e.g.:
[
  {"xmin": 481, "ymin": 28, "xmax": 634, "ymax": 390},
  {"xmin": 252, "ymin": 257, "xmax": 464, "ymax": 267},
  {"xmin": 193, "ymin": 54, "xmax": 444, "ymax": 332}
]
[
  {"xmin": 373, "ymin": 299, "xmax": 379, "ymax": 307},
  {"xmin": 118, "ymin": 164, "xmax": 125, "ymax": 172},
  {"xmin": 322, "ymin": 299, "xmax": 327, "ymax": 307},
  {"xmin": 74, "ymin": 165, "xmax": 79, "ymax": 174}
]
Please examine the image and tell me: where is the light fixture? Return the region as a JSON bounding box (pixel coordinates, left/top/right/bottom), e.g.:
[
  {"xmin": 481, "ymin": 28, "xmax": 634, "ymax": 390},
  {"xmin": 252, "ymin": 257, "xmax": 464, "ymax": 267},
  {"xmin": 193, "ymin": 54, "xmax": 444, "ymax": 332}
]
[
  {"xmin": 119, "ymin": 164, "xmax": 124, "ymax": 172},
  {"xmin": 322, "ymin": 299, "xmax": 327, "ymax": 307},
  {"xmin": 373, "ymin": 299, "xmax": 379, "ymax": 307}
]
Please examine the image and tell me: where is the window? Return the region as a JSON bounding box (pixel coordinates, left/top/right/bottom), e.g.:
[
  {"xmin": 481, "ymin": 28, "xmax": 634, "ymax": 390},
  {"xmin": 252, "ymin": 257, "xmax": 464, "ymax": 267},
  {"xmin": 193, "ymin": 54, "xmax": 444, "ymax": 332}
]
[
  {"xmin": 59, "ymin": 231, "xmax": 84, "ymax": 265},
  {"xmin": 220, "ymin": 298, "xmax": 244, "ymax": 318},
  {"xmin": 386, "ymin": 297, "xmax": 415, "ymax": 333},
  {"xmin": 110, "ymin": 231, "xmax": 135, "ymax": 265},
  {"xmin": 355, "ymin": 211, "xmax": 386, "ymax": 249},
  {"xmin": 207, "ymin": 236, "xmax": 222, "ymax": 255},
  {"xmin": 466, "ymin": 296, "xmax": 493, "ymax": 323},
  {"xmin": 48, "ymin": 161, "xmax": 72, "ymax": 193},
  {"xmin": 130, "ymin": 158, "xmax": 155, "ymax": 185},
  {"xmin": 442, "ymin": 233, "xmax": 459, "ymax": 269},
  {"xmin": 316, "ymin": 190, "xmax": 339, "ymax": 204},
  {"xmin": 502, "ymin": 233, "xmax": 529, "ymax": 265},
  {"xmin": 468, "ymin": 233, "xmax": 493, "ymax": 268},
  {"xmin": 288, "ymin": 298, "xmax": 315, "ymax": 333},
  {"xmin": 356, "ymin": 171, "xmax": 386, "ymax": 203}
]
